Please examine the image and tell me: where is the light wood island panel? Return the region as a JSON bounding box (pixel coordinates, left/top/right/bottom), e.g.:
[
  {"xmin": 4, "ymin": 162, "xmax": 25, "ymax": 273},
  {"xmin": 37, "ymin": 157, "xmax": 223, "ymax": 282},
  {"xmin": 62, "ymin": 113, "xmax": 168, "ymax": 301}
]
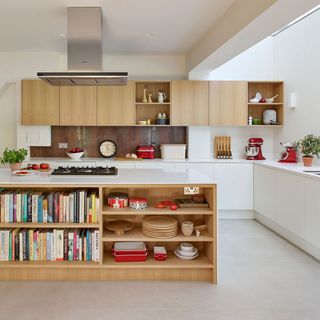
[{"xmin": 0, "ymin": 183, "xmax": 217, "ymax": 283}]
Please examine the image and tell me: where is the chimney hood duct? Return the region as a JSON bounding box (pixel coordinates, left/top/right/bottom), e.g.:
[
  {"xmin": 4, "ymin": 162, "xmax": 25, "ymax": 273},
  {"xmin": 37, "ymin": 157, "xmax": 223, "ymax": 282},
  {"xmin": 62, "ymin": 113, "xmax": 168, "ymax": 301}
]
[{"xmin": 37, "ymin": 7, "xmax": 128, "ymax": 86}]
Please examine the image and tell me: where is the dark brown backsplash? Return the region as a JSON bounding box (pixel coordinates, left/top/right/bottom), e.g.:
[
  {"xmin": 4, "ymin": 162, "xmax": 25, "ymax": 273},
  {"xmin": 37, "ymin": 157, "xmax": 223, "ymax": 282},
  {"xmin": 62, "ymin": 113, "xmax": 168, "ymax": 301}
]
[{"xmin": 30, "ymin": 126, "xmax": 187, "ymax": 158}]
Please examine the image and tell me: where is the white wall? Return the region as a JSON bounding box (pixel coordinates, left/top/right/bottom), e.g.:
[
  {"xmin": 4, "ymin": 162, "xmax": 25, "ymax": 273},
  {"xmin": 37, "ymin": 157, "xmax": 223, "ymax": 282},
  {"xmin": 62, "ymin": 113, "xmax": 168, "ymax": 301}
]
[
  {"xmin": 208, "ymin": 37, "xmax": 274, "ymax": 80},
  {"xmin": 273, "ymin": 9, "xmax": 320, "ymax": 164}
]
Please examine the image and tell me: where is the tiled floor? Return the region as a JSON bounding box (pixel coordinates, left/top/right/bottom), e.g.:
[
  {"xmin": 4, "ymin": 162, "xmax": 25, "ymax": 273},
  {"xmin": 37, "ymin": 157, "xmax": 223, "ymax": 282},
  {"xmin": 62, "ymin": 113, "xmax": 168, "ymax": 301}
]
[{"xmin": 1, "ymin": 220, "xmax": 320, "ymax": 320}]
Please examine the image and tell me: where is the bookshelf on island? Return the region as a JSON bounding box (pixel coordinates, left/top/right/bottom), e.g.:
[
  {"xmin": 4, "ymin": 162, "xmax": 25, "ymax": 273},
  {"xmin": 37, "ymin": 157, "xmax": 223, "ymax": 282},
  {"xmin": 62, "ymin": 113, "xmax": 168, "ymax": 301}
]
[{"xmin": 0, "ymin": 182, "xmax": 217, "ymax": 283}]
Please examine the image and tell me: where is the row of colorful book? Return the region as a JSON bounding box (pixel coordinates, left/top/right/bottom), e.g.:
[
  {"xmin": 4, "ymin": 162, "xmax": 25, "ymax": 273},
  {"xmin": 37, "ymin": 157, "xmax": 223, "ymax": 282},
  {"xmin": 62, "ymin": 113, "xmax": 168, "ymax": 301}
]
[
  {"xmin": 0, "ymin": 189, "xmax": 99, "ymax": 223},
  {"xmin": 0, "ymin": 229, "xmax": 100, "ymax": 262}
]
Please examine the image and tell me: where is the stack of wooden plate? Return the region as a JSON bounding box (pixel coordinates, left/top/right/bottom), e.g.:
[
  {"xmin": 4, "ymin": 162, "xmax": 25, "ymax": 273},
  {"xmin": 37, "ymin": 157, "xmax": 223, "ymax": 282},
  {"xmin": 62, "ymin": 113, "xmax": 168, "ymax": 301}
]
[{"xmin": 142, "ymin": 216, "xmax": 178, "ymax": 238}]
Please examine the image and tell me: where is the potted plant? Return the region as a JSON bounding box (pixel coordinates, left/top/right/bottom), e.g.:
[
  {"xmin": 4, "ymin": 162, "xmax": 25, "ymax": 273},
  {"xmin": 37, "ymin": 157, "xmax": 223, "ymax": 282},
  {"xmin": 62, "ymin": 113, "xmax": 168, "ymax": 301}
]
[
  {"xmin": 0, "ymin": 148, "xmax": 28, "ymax": 171},
  {"xmin": 298, "ymin": 134, "xmax": 320, "ymax": 167}
]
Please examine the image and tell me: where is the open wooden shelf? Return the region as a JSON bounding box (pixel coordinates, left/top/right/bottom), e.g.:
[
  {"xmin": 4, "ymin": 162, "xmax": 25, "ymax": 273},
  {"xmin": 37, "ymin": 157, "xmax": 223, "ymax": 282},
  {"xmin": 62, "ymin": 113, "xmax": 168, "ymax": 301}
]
[
  {"xmin": 103, "ymin": 252, "xmax": 213, "ymax": 269},
  {"xmin": 0, "ymin": 223, "xmax": 99, "ymax": 228},
  {"xmin": 135, "ymin": 102, "xmax": 171, "ymax": 105},
  {"xmin": 0, "ymin": 184, "xmax": 216, "ymax": 282},
  {"xmin": 248, "ymin": 81, "xmax": 284, "ymax": 126},
  {"xmin": 102, "ymin": 228, "xmax": 213, "ymax": 242},
  {"xmin": 248, "ymin": 103, "xmax": 283, "ymax": 106},
  {"xmin": 134, "ymin": 124, "xmax": 170, "ymax": 127},
  {"xmin": 246, "ymin": 125, "xmax": 284, "ymax": 128},
  {"xmin": 102, "ymin": 205, "xmax": 214, "ymax": 215},
  {"xmin": 135, "ymin": 81, "xmax": 171, "ymax": 125},
  {"xmin": 0, "ymin": 260, "xmax": 100, "ymax": 269}
]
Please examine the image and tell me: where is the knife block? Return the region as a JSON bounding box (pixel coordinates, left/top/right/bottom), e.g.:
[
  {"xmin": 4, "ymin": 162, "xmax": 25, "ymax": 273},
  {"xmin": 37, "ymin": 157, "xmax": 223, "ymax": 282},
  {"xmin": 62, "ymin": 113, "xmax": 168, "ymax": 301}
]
[{"xmin": 214, "ymin": 136, "xmax": 232, "ymax": 159}]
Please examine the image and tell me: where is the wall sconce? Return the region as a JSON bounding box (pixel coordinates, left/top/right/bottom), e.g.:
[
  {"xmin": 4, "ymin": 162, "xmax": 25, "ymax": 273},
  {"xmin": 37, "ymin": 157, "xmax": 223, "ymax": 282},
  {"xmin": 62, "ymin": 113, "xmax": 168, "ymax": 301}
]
[{"xmin": 288, "ymin": 92, "xmax": 297, "ymax": 108}]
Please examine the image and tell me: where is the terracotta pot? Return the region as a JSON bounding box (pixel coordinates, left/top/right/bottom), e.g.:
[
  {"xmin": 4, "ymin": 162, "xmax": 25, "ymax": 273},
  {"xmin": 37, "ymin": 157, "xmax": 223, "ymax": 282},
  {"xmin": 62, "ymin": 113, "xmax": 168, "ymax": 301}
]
[
  {"xmin": 302, "ymin": 156, "xmax": 313, "ymax": 167},
  {"xmin": 9, "ymin": 163, "xmax": 22, "ymax": 171}
]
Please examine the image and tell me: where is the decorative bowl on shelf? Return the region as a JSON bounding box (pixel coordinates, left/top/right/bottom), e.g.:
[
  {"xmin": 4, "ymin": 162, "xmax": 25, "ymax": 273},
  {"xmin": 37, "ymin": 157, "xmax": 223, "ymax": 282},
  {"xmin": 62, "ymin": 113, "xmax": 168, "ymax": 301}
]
[{"xmin": 66, "ymin": 151, "xmax": 84, "ymax": 160}]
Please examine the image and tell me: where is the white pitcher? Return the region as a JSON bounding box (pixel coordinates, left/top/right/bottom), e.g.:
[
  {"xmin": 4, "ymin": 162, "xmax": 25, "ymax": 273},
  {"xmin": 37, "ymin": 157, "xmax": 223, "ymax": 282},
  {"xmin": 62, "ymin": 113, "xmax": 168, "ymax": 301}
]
[{"xmin": 158, "ymin": 92, "xmax": 166, "ymax": 103}]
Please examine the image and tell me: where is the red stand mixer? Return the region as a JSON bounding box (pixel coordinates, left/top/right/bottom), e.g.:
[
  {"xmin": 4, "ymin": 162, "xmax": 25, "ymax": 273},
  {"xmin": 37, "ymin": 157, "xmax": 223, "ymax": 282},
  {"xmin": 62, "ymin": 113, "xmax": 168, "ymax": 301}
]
[
  {"xmin": 245, "ymin": 138, "xmax": 266, "ymax": 160},
  {"xmin": 278, "ymin": 142, "xmax": 297, "ymax": 163}
]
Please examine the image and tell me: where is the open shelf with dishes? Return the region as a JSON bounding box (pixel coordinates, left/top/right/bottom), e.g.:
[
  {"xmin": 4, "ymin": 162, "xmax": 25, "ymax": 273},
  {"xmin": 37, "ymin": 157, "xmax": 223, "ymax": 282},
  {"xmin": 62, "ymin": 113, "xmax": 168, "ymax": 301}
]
[
  {"xmin": 103, "ymin": 249, "xmax": 213, "ymax": 269},
  {"xmin": 247, "ymin": 81, "xmax": 284, "ymax": 126},
  {"xmin": 101, "ymin": 184, "xmax": 216, "ymax": 282},
  {"xmin": 135, "ymin": 81, "xmax": 171, "ymax": 125}
]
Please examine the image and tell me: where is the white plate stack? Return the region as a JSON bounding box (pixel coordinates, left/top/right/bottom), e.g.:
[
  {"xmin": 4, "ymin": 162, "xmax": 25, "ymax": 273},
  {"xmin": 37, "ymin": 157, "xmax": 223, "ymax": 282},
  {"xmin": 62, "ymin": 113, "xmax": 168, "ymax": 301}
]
[{"xmin": 174, "ymin": 243, "xmax": 199, "ymax": 260}]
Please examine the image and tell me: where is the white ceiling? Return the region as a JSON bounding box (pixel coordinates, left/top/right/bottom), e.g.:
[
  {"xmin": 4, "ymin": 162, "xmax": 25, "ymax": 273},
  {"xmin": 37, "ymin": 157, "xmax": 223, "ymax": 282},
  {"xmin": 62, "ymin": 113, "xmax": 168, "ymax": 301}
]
[{"xmin": 0, "ymin": 0, "xmax": 235, "ymax": 54}]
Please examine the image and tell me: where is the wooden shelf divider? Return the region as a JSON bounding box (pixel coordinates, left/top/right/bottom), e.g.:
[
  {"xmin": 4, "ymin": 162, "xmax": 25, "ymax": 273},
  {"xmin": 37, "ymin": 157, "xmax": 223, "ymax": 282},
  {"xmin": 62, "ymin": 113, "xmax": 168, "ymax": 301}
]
[
  {"xmin": 0, "ymin": 223, "xmax": 99, "ymax": 228},
  {"xmin": 102, "ymin": 228, "xmax": 213, "ymax": 242}
]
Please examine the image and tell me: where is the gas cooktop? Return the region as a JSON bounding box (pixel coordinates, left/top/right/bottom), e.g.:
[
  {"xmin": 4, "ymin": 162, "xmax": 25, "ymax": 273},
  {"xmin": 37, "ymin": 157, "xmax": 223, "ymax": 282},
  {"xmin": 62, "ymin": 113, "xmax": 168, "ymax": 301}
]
[{"xmin": 51, "ymin": 166, "xmax": 118, "ymax": 176}]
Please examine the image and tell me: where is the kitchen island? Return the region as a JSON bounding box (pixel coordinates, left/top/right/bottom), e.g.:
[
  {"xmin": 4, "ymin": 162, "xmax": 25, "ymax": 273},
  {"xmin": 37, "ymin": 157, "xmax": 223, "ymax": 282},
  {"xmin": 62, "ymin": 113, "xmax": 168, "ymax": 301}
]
[{"xmin": 0, "ymin": 168, "xmax": 217, "ymax": 283}]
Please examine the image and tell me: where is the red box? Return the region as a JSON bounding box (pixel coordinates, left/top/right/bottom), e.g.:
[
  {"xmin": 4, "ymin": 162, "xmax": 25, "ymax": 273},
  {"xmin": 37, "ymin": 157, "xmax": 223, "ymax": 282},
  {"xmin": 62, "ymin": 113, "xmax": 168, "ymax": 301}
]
[
  {"xmin": 113, "ymin": 252, "xmax": 148, "ymax": 262},
  {"xmin": 136, "ymin": 145, "xmax": 155, "ymax": 159},
  {"xmin": 112, "ymin": 242, "xmax": 148, "ymax": 262}
]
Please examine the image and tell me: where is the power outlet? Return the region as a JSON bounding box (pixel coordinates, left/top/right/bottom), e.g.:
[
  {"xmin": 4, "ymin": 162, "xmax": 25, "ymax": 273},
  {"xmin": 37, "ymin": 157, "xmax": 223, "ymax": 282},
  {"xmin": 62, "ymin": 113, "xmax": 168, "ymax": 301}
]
[
  {"xmin": 184, "ymin": 187, "xmax": 200, "ymax": 195},
  {"xmin": 58, "ymin": 143, "xmax": 68, "ymax": 149}
]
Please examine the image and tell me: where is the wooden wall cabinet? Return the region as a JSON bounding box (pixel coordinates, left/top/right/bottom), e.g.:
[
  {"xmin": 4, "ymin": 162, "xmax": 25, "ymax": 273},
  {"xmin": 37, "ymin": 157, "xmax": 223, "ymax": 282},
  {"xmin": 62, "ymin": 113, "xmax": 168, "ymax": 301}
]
[
  {"xmin": 97, "ymin": 81, "xmax": 135, "ymax": 126},
  {"xmin": 22, "ymin": 80, "xmax": 60, "ymax": 125},
  {"xmin": 60, "ymin": 86, "xmax": 97, "ymax": 126},
  {"xmin": 210, "ymin": 81, "xmax": 248, "ymax": 126},
  {"xmin": 171, "ymin": 81, "xmax": 209, "ymax": 126}
]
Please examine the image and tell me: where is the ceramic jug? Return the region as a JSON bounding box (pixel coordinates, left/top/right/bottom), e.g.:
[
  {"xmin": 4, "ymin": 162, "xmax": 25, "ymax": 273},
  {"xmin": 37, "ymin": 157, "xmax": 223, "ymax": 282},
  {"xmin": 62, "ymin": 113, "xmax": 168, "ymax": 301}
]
[{"xmin": 158, "ymin": 92, "xmax": 166, "ymax": 103}]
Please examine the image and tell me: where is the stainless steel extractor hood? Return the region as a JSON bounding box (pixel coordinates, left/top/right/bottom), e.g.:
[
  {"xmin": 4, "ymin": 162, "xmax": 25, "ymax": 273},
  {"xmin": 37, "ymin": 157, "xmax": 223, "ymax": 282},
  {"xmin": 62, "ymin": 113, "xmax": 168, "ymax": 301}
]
[{"xmin": 37, "ymin": 7, "xmax": 128, "ymax": 86}]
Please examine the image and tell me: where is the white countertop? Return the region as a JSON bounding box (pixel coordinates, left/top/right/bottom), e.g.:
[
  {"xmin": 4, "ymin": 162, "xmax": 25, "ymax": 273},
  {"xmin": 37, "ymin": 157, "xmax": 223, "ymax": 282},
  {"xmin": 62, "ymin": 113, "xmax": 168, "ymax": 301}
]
[
  {"xmin": 0, "ymin": 168, "xmax": 215, "ymax": 185},
  {"xmin": 20, "ymin": 157, "xmax": 320, "ymax": 181},
  {"xmin": 27, "ymin": 157, "xmax": 251, "ymax": 164},
  {"xmin": 255, "ymin": 160, "xmax": 320, "ymax": 180}
]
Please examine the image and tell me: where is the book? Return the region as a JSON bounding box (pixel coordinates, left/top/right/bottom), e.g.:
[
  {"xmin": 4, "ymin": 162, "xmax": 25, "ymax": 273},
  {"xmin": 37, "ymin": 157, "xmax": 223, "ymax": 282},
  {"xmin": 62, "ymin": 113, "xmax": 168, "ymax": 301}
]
[
  {"xmin": 16, "ymin": 192, "xmax": 22, "ymax": 222},
  {"xmin": 32, "ymin": 192, "xmax": 40, "ymax": 222},
  {"xmin": 47, "ymin": 193, "xmax": 54, "ymax": 223},
  {"xmin": 29, "ymin": 229, "xmax": 34, "ymax": 261},
  {"xmin": 9, "ymin": 193, "xmax": 13, "ymax": 223},
  {"xmin": 94, "ymin": 230, "xmax": 100, "ymax": 262},
  {"xmin": 0, "ymin": 192, "xmax": 5, "ymax": 222},
  {"xmin": 13, "ymin": 193, "xmax": 17, "ymax": 222},
  {"xmin": 53, "ymin": 193, "xmax": 59, "ymax": 223},
  {"xmin": 55, "ymin": 229, "xmax": 64, "ymax": 261},
  {"xmin": 43, "ymin": 196, "xmax": 48, "ymax": 223},
  {"xmin": 58, "ymin": 193, "xmax": 64, "ymax": 222},
  {"xmin": 68, "ymin": 231, "xmax": 73, "ymax": 261},
  {"xmin": 37, "ymin": 194, "xmax": 44, "ymax": 223},
  {"xmin": 27, "ymin": 193, "xmax": 32, "ymax": 222},
  {"xmin": 63, "ymin": 230, "xmax": 68, "ymax": 260}
]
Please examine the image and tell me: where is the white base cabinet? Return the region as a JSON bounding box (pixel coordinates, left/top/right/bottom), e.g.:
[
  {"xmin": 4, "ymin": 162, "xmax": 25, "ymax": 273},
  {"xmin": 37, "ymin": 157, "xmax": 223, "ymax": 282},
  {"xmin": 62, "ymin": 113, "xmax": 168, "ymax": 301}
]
[
  {"xmin": 273, "ymin": 171, "xmax": 305, "ymax": 238},
  {"xmin": 305, "ymin": 179, "xmax": 320, "ymax": 248},
  {"xmin": 254, "ymin": 165, "xmax": 320, "ymax": 258},
  {"xmin": 174, "ymin": 163, "xmax": 214, "ymax": 177},
  {"xmin": 253, "ymin": 165, "xmax": 275, "ymax": 220},
  {"xmin": 135, "ymin": 162, "xmax": 175, "ymax": 169},
  {"xmin": 215, "ymin": 163, "xmax": 253, "ymax": 210}
]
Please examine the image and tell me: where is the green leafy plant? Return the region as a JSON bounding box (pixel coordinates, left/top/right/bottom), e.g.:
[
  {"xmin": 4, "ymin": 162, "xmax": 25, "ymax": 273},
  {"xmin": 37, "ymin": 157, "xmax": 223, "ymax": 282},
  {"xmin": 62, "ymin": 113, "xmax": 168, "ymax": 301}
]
[
  {"xmin": 0, "ymin": 148, "xmax": 28, "ymax": 164},
  {"xmin": 298, "ymin": 134, "xmax": 320, "ymax": 158}
]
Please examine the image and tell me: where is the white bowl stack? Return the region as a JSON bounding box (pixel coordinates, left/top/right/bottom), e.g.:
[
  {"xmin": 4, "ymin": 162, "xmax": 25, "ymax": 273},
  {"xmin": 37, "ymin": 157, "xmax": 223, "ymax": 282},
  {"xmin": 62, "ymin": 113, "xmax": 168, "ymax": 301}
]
[
  {"xmin": 174, "ymin": 243, "xmax": 199, "ymax": 260},
  {"xmin": 181, "ymin": 221, "xmax": 194, "ymax": 237}
]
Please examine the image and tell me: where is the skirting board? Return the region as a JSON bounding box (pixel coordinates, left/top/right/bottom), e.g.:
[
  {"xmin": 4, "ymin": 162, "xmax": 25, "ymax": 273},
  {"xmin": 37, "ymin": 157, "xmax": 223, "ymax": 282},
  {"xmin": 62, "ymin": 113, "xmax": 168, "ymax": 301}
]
[
  {"xmin": 218, "ymin": 210, "xmax": 255, "ymax": 220},
  {"xmin": 255, "ymin": 212, "xmax": 320, "ymax": 261}
]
